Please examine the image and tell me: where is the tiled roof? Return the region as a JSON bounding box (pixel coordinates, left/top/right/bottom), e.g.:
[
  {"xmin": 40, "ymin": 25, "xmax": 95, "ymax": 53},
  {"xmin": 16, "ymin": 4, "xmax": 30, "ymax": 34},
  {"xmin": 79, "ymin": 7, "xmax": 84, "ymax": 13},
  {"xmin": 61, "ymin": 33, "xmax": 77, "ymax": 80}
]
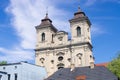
[
  {"xmin": 45, "ymin": 66, "xmax": 118, "ymax": 80},
  {"xmin": 36, "ymin": 13, "xmax": 58, "ymax": 32},
  {"xmin": 95, "ymin": 62, "xmax": 109, "ymax": 67}
]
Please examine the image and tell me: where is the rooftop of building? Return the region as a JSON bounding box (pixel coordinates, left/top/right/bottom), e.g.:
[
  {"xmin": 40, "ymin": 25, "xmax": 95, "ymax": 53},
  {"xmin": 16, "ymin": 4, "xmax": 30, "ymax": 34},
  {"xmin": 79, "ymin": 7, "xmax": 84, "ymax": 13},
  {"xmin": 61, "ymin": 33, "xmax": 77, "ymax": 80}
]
[
  {"xmin": 95, "ymin": 62, "xmax": 109, "ymax": 67},
  {"xmin": 0, "ymin": 71, "xmax": 7, "ymax": 74},
  {"xmin": 45, "ymin": 66, "xmax": 118, "ymax": 80},
  {"xmin": 0, "ymin": 61, "xmax": 43, "ymax": 68}
]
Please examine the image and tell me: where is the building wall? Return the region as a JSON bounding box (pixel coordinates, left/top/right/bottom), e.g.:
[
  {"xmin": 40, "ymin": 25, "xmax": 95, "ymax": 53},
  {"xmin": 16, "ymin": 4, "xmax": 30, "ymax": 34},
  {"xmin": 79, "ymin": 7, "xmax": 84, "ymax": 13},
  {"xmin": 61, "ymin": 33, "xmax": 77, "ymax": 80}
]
[
  {"xmin": 0, "ymin": 73, "xmax": 7, "ymax": 80},
  {"xmin": 35, "ymin": 9, "xmax": 94, "ymax": 76},
  {"xmin": 0, "ymin": 62, "xmax": 46, "ymax": 80},
  {"xmin": 35, "ymin": 43, "xmax": 93, "ymax": 76}
]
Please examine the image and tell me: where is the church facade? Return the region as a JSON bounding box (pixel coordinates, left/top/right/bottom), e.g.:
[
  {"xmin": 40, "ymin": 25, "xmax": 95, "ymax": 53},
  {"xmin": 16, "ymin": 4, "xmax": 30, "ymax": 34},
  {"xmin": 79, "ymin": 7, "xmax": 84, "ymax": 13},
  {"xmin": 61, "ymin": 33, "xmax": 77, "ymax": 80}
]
[{"xmin": 35, "ymin": 7, "xmax": 94, "ymax": 76}]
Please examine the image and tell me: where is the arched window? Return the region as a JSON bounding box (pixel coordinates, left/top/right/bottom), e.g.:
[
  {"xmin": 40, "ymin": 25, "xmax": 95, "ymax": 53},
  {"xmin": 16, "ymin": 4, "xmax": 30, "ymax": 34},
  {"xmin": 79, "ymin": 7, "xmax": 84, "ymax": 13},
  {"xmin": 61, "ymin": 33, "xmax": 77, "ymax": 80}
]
[
  {"xmin": 58, "ymin": 56, "xmax": 64, "ymax": 61},
  {"xmin": 76, "ymin": 27, "xmax": 81, "ymax": 37},
  {"xmin": 40, "ymin": 58, "xmax": 45, "ymax": 64},
  {"xmin": 56, "ymin": 52, "xmax": 65, "ymax": 56},
  {"xmin": 57, "ymin": 63, "xmax": 64, "ymax": 69},
  {"xmin": 41, "ymin": 33, "xmax": 45, "ymax": 41}
]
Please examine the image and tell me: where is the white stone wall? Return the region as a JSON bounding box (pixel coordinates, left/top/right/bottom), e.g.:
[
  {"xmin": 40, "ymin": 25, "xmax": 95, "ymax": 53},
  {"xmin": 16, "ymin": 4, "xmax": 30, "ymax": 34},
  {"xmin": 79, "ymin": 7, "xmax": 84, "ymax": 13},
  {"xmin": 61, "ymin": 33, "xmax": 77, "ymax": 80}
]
[
  {"xmin": 35, "ymin": 43, "xmax": 94, "ymax": 76},
  {"xmin": 70, "ymin": 21, "xmax": 91, "ymax": 43},
  {"xmin": 36, "ymin": 27, "xmax": 56, "ymax": 48},
  {"xmin": 35, "ymin": 11, "xmax": 94, "ymax": 77}
]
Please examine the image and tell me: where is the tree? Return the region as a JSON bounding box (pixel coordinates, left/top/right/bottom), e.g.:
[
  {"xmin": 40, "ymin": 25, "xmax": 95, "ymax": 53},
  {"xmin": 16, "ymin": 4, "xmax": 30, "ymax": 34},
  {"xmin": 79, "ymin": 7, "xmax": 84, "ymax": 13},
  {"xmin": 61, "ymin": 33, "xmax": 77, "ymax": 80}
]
[
  {"xmin": 107, "ymin": 53, "xmax": 120, "ymax": 79},
  {"xmin": 0, "ymin": 61, "xmax": 7, "ymax": 65}
]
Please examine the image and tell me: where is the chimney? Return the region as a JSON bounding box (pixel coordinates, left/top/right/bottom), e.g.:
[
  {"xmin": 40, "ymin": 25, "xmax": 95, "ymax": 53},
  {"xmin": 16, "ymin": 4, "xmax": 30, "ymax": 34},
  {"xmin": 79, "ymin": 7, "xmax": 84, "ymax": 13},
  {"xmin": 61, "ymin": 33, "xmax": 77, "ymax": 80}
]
[
  {"xmin": 90, "ymin": 62, "xmax": 94, "ymax": 69},
  {"xmin": 70, "ymin": 64, "xmax": 75, "ymax": 71}
]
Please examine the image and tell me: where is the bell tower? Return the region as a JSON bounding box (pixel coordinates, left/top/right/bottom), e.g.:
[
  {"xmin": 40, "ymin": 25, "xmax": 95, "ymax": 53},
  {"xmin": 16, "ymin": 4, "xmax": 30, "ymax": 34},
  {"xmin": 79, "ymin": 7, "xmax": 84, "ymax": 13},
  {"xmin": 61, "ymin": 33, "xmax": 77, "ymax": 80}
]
[
  {"xmin": 68, "ymin": 7, "xmax": 94, "ymax": 67},
  {"xmin": 35, "ymin": 13, "xmax": 58, "ymax": 48},
  {"xmin": 69, "ymin": 7, "xmax": 91, "ymax": 43}
]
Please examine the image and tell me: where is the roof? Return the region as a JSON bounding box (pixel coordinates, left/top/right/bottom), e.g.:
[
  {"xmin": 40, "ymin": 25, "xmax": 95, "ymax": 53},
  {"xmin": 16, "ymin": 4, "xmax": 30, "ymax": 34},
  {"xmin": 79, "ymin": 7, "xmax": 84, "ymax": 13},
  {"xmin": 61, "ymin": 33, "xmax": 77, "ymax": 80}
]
[
  {"xmin": 95, "ymin": 62, "xmax": 109, "ymax": 67},
  {"xmin": 69, "ymin": 7, "xmax": 91, "ymax": 26},
  {"xmin": 45, "ymin": 66, "xmax": 118, "ymax": 80},
  {"xmin": 0, "ymin": 71, "xmax": 7, "ymax": 74},
  {"xmin": 35, "ymin": 13, "xmax": 58, "ymax": 32},
  {"xmin": 0, "ymin": 62, "xmax": 21, "ymax": 66},
  {"xmin": 56, "ymin": 31, "xmax": 68, "ymax": 34}
]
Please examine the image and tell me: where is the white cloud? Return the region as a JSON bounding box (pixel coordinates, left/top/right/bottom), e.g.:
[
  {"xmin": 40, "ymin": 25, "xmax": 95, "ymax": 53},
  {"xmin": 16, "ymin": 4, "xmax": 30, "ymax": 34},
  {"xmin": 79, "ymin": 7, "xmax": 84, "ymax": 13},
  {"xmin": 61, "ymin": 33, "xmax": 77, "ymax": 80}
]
[
  {"xmin": 6, "ymin": 0, "xmax": 70, "ymax": 49},
  {"xmin": 0, "ymin": 0, "xmax": 105, "ymax": 62},
  {"xmin": 2, "ymin": 0, "xmax": 70, "ymax": 62},
  {"xmin": 0, "ymin": 47, "xmax": 34, "ymax": 62}
]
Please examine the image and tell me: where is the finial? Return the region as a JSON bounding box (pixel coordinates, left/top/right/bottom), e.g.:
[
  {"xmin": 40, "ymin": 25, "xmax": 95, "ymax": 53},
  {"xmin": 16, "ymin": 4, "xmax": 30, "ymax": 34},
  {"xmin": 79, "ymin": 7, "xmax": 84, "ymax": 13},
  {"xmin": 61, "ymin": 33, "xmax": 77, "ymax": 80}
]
[
  {"xmin": 45, "ymin": 13, "xmax": 48, "ymax": 19},
  {"xmin": 77, "ymin": 0, "xmax": 81, "ymax": 12},
  {"xmin": 45, "ymin": 7, "xmax": 49, "ymax": 19},
  {"xmin": 78, "ymin": 6, "xmax": 81, "ymax": 12}
]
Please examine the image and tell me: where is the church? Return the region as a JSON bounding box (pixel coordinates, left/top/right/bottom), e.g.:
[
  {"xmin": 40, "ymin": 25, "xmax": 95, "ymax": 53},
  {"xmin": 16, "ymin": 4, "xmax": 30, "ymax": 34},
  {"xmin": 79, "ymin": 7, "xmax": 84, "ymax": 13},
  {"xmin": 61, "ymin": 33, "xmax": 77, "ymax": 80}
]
[{"xmin": 35, "ymin": 7, "xmax": 94, "ymax": 76}]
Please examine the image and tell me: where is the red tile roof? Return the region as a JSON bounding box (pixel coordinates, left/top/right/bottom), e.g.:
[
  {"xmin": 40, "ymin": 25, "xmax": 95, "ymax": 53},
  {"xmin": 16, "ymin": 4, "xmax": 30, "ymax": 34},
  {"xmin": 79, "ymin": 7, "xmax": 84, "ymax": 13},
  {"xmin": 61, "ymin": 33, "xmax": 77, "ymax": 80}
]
[
  {"xmin": 76, "ymin": 75, "xmax": 86, "ymax": 80},
  {"xmin": 95, "ymin": 62, "xmax": 109, "ymax": 67}
]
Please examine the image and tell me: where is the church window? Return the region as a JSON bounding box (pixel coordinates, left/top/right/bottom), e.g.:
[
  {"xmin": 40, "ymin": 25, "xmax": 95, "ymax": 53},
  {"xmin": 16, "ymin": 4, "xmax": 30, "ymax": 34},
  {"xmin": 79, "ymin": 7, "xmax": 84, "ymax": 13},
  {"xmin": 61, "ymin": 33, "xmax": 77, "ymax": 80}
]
[
  {"xmin": 52, "ymin": 34, "xmax": 54, "ymax": 43},
  {"xmin": 41, "ymin": 33, "xmax": 45, "ymax": 41},
  {"xmin": 58, "ymin": 56, "xmax": 63, "ymax": 61},
  {"xmin": 76, "ymin": 27, "xmax": 81, "ymax": 37},
  {"xmin": 76, "ymin": 53, "xmax": 82, "ymax": 60},
  {"xmin": 40, "ymin": 58, "xmax": 45, "ymax": 64},
  {"xmin": 58, "ymin": 36, "xmax": 63, "ymax": 41},
  {"xmin": 87, "ymin": 28, "xmax": 89, "ymax": 32},
  {"xmin": 90, "ymin": 55, "xmax": 93, "ymax": 60},
  {"xmin": 68, "ymin": 58, "xmax": 71, "ymax": 62},
  {"xmin": 56, "ymin": 52, "xmax": 64, "ymax": 56},
  {"xmin": 76, "ymin": 53, "xmax": 82, "ymax": 57},
  {"xmin": 58, "ymin": 67, "xmax": 64, "ymax": 69},
  {"xmin": 57, "ymin": 63, "xmax": 64, "ymax": 69},
  {"xmin": 51, "ymin": 60, "xmax": 54, "ymax": 64},
  {"xmin": 90, "ymin": 55, "xmax": 92, "ymax": 58}
]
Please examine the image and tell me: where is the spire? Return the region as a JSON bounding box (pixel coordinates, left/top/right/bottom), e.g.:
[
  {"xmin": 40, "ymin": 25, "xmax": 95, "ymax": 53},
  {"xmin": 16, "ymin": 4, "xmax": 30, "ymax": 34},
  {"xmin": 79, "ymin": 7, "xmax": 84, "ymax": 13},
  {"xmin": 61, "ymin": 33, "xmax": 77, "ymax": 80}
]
[
  {"xmin": 41, "ymin": 11, "xmax": 52, "ymax": 23},
  {"xmin": 45, "ymin": 12, "xmax": 49, "ymax": 19},
  {"xmin": 78, "ymin": 0, "xmax": 81, "ymax": 12},
  {"xmin": 78, "ymin": 6, "xmax": 81, "ymax": 12},
  {"xmin": 35, "ymin": 7, "xmax": 58, "ymax": 32},
  {"xmin": 69, "ymin": 6, "xmax": 91, "ymax": 26},
  {"xmin": 35, "ymin": 12, "xmax": 57, "ymax": 32},
  {"xmin": 74, "ymin": 7, "xmax": 85, "ymax": 19},
  {"xmin": 45, "ymin": 7, "xmax": 49, "ymax": 19}
]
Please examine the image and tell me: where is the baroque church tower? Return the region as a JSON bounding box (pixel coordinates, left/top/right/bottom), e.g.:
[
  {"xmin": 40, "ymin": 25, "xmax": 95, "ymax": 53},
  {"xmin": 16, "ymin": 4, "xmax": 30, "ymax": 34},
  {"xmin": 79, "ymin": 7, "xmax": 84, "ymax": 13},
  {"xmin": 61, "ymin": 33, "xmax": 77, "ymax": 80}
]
[{"xmin": 35, "ymin": 7, "xmax": 94, "ymax": 76}]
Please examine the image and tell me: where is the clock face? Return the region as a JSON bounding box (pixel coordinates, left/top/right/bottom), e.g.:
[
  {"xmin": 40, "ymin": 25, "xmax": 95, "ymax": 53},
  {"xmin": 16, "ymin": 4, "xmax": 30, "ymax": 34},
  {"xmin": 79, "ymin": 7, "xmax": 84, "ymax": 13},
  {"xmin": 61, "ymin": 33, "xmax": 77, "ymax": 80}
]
[{"xmin": 58, "ymin": 36, "xmax": 63, "ymax": 41}]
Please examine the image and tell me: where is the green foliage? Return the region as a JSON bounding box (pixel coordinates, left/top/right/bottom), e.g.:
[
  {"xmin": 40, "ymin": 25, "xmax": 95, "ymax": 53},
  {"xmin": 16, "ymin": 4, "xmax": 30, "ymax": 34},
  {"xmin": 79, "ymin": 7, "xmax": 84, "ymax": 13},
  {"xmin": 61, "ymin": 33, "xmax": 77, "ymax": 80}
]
[
  {"xmin": 0, "ymin": 61, "xmax": 7, "ymax": 65},
  {"xmin": 107, "ymin": 53, "xmax": 120, "ymax": 79}
]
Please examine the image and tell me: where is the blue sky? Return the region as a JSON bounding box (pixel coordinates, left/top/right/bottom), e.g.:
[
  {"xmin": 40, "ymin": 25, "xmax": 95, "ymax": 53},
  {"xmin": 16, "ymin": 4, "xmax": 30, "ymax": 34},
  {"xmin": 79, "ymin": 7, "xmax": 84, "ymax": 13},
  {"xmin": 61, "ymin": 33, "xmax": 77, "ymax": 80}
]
[{"xmin": 0, "ymin": 0, "xmax": 120, "ymax": 63}]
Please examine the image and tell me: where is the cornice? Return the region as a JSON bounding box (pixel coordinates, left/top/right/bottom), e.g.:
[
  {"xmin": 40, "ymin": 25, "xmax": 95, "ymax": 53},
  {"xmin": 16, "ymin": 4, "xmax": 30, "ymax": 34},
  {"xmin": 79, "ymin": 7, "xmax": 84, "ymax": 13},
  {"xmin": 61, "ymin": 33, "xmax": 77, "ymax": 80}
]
[{"xmin": 35, "ymin": 42, "xmax": 93, "ymax": 51}]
